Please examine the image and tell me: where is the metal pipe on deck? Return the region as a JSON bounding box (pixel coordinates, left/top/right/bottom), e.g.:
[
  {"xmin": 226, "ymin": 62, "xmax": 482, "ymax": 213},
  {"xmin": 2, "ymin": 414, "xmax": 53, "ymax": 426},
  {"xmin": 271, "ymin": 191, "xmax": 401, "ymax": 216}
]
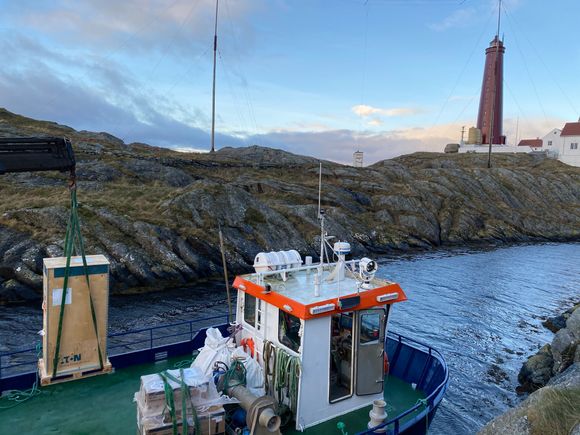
[{"xmin": 227, "ymin": 384, "xmax": 281, "ymax": 434}]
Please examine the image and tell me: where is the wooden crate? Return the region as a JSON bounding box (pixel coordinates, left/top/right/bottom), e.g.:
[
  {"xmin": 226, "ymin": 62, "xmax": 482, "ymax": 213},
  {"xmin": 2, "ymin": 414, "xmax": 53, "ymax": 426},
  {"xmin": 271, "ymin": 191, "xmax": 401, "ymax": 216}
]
[
  {"xmin": 41, "ymin": 255, "xmax": 110, "ymax": 382},
  {"xmin": 38, "ymin": 357, "xmax": 112, "ymax": 386}
]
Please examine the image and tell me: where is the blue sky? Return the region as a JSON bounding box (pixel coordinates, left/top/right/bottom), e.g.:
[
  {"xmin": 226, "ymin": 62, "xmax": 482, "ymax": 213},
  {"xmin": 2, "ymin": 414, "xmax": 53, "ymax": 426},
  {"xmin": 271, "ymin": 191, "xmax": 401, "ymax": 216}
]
[{"xmin": 0, "ymin": 0, "xmax": 578, "ymax": 163}]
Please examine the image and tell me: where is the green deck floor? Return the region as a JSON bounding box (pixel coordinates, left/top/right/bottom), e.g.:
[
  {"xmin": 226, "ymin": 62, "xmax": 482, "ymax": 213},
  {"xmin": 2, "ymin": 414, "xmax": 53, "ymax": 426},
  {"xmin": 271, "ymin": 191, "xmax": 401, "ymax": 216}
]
[
  {"xmin": 284, "ymin": 375, "xmax": 425, "ymax": 434},
  {"xmin": 0, "ymin": 358, "xmax": 183, "ymax": 435},
  {"xmin": 0, "ymin": 363, "xmax": 424, "ymax": 435}
]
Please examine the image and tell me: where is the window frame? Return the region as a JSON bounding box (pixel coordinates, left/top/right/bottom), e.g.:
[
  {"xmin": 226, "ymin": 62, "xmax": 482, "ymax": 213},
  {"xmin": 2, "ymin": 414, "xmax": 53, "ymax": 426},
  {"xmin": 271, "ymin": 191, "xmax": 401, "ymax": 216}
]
[
  {"xmin": 328, "ymin": 311, "xmax": 355, "ymax": 404},
  {"xmin": 277, "ymin": 309, "xmax": 302, "ymax": 354},
  {"xmin": 243, "ymin": 292, "xmax": 257, "ymax": 328}
]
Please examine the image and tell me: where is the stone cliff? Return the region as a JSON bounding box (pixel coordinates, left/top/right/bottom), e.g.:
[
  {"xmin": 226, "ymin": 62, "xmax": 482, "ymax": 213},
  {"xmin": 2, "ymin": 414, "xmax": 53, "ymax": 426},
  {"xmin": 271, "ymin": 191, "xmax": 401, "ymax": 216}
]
[{"xmin": 1, "ymin": 108, "xmax": 580, "ymax": 303}]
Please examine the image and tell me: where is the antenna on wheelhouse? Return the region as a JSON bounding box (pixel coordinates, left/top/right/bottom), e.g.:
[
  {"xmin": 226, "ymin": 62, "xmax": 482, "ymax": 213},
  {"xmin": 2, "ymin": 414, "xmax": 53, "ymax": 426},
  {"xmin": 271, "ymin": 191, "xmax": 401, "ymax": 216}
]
[
  {"xmin": 210, "ymin": 0, "xmax": 219, "ymax": 153},
  {"xmin": 317, "ymin": 162, "xmax": 325, "ymax": 265}
]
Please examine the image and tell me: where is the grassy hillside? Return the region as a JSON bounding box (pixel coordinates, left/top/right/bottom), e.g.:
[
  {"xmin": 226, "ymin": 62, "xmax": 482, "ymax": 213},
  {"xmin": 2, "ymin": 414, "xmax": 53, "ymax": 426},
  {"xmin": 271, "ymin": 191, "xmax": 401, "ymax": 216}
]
[{"xmin": 1, "ymin": 108, "xmax": 579, "ymax": 303}]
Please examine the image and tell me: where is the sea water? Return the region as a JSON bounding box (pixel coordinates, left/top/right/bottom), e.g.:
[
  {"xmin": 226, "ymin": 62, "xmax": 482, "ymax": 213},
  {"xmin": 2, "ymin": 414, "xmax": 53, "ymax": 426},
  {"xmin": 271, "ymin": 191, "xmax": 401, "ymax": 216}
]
[{"xmin": 1, "ymin": 242, "xmax": 578, "ymax": 433}]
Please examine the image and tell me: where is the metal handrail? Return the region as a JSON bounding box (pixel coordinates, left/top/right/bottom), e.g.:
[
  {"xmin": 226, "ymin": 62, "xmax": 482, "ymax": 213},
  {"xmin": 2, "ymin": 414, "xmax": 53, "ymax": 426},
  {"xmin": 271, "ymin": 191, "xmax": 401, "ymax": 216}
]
[
  {"xmin": 0, "ymin": 313, "xmax": 229, "ymax": 377},
  {"xmin": 356, "ymin": 331, "xmax": 450, "ymax": 434}
]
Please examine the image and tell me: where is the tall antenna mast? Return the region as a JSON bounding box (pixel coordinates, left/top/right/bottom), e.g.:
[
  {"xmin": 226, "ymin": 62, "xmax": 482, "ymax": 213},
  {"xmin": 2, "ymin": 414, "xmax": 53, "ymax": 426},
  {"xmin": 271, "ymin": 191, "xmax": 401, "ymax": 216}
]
[
  {"xmin": 210, "ymin": 0, "xmax": 219, "ymax": 153},
  {"xmin": 487, "ymin": 0, "xmax": 502, "ymax": 168},
  {"xmin": 318, "ymin": 162, "xmax": 325, "ymax": 264}
]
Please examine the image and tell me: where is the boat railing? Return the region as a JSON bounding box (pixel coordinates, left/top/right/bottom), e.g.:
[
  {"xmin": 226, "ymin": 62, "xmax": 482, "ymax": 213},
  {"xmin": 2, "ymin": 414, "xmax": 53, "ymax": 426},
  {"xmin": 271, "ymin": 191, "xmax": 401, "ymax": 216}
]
[
  {"xmin": 356, "ymin": 331, "xmax": 450, "ymax": 435},
  {"xmin": 0, "ymin": 313, "xmax": 228, "ymax": 381}
]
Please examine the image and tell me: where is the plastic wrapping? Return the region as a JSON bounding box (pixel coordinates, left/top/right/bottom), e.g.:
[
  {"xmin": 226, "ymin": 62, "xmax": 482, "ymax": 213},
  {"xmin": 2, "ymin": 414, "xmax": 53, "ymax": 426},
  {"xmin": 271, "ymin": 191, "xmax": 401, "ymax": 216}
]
[
  {"xmin": 134, "ymin": 367, "xmax": 233, "ymax": 434},
  {"xmin": 191, "ymin": 327, "xmax": 235, "ymax": 379}
]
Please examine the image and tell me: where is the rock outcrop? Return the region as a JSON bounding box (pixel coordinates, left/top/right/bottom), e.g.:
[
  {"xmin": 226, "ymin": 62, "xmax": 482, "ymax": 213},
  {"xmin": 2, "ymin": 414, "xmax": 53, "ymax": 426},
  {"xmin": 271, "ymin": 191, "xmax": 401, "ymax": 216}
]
[
  {"xmin": 519, "ymin": 305, "xmax": 580, "ymax": 393},
  {"xmin": 479, "ymin": 363, "xmax": 580, "ymax": 435},
  {"xmin": 480, "ymin": 305, "xmax": 580, "ymax": 435},
  {"xmin": 1, "ymin": 108, "xmax": 580, "ymax": 303}
]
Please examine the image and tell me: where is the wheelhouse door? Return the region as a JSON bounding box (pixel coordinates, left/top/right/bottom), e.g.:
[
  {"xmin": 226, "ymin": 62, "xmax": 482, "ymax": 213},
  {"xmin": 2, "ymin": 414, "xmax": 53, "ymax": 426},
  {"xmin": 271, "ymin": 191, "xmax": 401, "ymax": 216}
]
[{"xmin": 355, "ymin": 308, "xmax": 386, "ymax": 395}]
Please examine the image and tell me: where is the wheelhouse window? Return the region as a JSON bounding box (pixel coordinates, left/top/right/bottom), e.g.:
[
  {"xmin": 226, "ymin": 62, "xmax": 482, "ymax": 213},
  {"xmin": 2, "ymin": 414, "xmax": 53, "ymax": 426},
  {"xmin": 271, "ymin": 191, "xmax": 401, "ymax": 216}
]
[
  {"xmin": 356, "ymin": 309, "xmax": 386, "ymax": 396},
  {"xmin": 278, "ymin": 310, "xmax": 301, "ymax": 352},
  {"xmin": 244, "ymin": 293, "xmax": 256, "ymax": 327},
  {"xmin": 329, "ymin": 312, "xmax": 354, "ymax": 403},
  {"xmin": 360, "ymin": 312, "xmax": 381, "ymax": 345}
]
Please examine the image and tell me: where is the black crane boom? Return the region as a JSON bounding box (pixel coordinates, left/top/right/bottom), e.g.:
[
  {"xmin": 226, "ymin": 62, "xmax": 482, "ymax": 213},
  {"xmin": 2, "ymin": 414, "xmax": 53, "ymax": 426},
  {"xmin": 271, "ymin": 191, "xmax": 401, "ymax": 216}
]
[{"xmin": 0, "ymin": 137, "xmax": 76, "ymax": 177}]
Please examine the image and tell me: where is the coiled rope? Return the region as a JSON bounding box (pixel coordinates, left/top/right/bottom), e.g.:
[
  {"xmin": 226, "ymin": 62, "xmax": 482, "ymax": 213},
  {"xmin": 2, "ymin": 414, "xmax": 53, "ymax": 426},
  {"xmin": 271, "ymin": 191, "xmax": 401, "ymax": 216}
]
[
  {"xmin": 416, "ymin": 397, "xmax": 429, "ymax": 433},
  {"xmin": 263, "ymin": 340, "xmax": 301, "ymax": 414},
  {"xmin": 222, "ymin": 358, "xmax": 247, "ymax": 395},
  {"xmin": 0, "ymin": 342, "xmax": 43, "ymax": 410}
]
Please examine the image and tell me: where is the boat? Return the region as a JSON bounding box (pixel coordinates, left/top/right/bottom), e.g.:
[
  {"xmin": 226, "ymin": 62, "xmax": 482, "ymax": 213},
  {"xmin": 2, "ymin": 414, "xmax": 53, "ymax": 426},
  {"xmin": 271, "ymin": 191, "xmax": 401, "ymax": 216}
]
[
  {"xmin": 0, "ymin": 209, "xmax": 449, "ymax": 434},
  {"xmin": 0, "ymin": 312, "xmax": 448, "ymax": 434},
  {"xmin": 0, "ymin": 3, "xmax": 448, "ymax": 432}
]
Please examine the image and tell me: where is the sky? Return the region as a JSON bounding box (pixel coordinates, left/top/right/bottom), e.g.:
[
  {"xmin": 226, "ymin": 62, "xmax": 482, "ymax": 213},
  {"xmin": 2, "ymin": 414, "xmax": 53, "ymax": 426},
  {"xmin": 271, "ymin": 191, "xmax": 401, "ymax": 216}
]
[{"xmin": 0, "ymin": 0, "xmax": 579, "ymax": 164}]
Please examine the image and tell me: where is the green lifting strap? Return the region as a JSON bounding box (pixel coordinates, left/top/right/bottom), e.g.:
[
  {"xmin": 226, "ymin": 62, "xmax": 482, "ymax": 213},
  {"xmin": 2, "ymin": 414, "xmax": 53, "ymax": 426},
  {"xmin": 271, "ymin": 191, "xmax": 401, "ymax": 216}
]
[
  {"xmin": 51, "ymin": 188, "xmax": 104, "ymax": 379},
  {"xmin": 162, "ymin": 369, "xmax": 200, "ymax": 434},
  {"xmin": 159, "ymin": 372, "xmax": 178, "ymax": 435}
]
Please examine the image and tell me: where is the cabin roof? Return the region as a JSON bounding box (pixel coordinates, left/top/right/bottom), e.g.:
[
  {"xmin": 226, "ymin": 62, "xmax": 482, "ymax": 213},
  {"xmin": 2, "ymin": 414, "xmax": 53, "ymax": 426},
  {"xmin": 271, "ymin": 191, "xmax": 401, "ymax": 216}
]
[{"xmin": 233, "ymin": 268, "xmax": 407, "ymax": 320}]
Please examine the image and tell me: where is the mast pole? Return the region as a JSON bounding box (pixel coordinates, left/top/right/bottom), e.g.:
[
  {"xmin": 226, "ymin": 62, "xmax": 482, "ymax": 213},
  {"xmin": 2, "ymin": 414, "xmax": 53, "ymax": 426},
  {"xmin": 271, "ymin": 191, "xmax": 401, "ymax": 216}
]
[
  {"xmin": 318, "ymin": 162, "xmax": 324, "ymax": 264},
  {"xmin": 487, "ymin": 0, "xmax": 502, "ymax": 168},
  {"xmin": 210, "ymin": 0, "xmax": 219, "ymax": 153},
  {"xmin": 218, "ymin": 224, "xmax": 232, "ymax": 322}
]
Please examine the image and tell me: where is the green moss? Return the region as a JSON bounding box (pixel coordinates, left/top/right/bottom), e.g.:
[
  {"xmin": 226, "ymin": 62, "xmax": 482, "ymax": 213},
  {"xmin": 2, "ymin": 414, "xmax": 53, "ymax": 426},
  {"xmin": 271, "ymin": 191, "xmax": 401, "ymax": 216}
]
[
  {"xmin": 244, "ymin": 207, "xmax": 266, "ymax": 225},
  {"xmin": 528, "ymin": 387, "xmax": 580, "ymax": 435}
]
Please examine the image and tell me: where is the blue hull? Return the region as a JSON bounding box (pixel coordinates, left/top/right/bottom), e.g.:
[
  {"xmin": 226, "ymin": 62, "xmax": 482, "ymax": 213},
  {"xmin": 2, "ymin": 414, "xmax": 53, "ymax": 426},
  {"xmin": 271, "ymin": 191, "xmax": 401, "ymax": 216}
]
[{"xmin": 1, "ymin": 317, "xmax": 448, "ymax": 434}]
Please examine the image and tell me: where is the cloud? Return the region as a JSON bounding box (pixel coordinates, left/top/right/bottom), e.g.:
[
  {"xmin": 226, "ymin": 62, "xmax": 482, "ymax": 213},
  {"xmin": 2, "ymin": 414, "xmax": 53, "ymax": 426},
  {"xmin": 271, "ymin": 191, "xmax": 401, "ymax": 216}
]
[
  {"xmin": 0, "ymin": 34, "xmax": 245, "ymax": 151},
  {"xmin": 246, "ymin": 124, "xmax": 458, "ymax": 165},
  {"xmin": 352, "ymin": 104, "xmax": 422, "ymax": 118},
  {"xmin": 8, "ymin": 0, "xmax": 261, "ymax": 56},
  {"xmin": 429, "ymin": 8, "xmax": 476, "ymax": 32}
]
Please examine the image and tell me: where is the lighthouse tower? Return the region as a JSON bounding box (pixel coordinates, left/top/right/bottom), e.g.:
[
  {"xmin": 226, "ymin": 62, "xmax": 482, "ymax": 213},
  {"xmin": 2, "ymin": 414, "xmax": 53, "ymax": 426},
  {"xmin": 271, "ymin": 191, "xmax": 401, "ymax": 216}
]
[{"xmin": 476, "ymin": 35, "xmax": 506, "ymax": 145}]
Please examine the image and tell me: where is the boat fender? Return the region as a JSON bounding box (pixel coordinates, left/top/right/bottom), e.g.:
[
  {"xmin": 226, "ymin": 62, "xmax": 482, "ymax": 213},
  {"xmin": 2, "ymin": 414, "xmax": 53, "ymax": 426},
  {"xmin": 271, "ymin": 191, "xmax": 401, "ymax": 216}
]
[
  {"xmin": 383, "ymin": 352, "xmax": 390, "ymax": 375},
  {"xmin": 241, "ymin": 337, "xmax": 255, "ymax": 358}
]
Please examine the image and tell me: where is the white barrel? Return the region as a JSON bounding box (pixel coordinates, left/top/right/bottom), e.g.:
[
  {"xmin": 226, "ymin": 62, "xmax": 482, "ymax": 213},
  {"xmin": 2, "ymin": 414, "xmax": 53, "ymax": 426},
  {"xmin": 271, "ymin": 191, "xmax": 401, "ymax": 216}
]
[{"xmin": 253, "ymin": 250, "xmax": 302, "ymax": 273}]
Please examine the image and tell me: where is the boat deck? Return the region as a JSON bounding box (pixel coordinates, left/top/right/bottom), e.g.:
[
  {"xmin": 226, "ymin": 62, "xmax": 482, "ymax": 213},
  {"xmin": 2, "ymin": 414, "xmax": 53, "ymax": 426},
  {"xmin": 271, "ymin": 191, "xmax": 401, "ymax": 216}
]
[
  {"xmin": 0, "ymin": 357, "xmax": 183, "ymax": 435},
  {"xmin": 285, "ymin": 375, "xmax": 426, "ymax": 434},
  {"xmin": 0, "ymin": 359, "xmax": 424, "ymax": 435}
]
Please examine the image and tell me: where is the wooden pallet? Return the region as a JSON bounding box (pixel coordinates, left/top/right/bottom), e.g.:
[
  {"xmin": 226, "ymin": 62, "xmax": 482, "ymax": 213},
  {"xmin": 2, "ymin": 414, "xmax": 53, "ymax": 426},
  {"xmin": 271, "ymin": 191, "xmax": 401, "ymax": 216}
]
[{"xmin": 38, "ymin": 358, "xmax": 113, "ymax": 386}]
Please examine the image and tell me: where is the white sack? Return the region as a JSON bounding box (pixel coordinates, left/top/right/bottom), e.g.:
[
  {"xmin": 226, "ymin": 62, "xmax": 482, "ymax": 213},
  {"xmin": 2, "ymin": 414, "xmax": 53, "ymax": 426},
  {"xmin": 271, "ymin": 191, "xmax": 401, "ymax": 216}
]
[{"xmin": 191, "ymin": 327, "xmax": 235, "ymax": 379}]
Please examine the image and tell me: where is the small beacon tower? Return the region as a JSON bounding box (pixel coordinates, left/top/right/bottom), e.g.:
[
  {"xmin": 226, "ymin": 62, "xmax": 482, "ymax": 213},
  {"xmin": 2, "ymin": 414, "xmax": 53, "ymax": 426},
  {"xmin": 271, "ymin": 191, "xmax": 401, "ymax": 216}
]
[{"xmin": 353, "ymin": 150, "xmax": 364, "ymax": 167}]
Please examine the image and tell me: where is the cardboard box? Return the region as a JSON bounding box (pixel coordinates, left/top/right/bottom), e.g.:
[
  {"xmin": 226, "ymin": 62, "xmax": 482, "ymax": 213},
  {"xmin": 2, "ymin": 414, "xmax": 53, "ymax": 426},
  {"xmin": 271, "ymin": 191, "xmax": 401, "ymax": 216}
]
[
  {"xmin": 138, "ymin": 405, "xmax": 225, "ymax": 435},
  {"xmin": 41, "ymin": 255, "xmax": 110, "ymax": 379},
  {"xmin": 138, "ymin": 368, "xmax": 219, "ymax": 418}
]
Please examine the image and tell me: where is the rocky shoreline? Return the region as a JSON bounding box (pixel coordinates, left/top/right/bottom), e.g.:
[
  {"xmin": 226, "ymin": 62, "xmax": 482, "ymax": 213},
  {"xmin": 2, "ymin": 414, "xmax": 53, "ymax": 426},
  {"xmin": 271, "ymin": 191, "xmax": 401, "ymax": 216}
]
[
  {"xmin": 1, "ymin": 108, "xmax": 580, "ymax": 304},
  {"xmin": 479, "ymin": 303, "xmax": 580, "ymax": 435}
]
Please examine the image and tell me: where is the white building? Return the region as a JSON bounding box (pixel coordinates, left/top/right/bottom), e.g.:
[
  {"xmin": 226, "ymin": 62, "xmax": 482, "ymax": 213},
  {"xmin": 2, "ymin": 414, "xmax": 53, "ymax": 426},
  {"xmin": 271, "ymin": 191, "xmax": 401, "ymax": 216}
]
[
  {"xmin": 542, "ymin": 128, "xmax": 563, "ymax": 157},
  {"xmin": 559, "ymin": 122, "xmax": 580, "ymax": 167}
]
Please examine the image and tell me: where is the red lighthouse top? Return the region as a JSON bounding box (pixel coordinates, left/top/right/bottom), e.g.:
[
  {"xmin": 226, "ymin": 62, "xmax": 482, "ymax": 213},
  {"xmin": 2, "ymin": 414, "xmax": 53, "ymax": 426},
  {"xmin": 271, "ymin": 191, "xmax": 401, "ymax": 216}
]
[{"xmin": 476, "ymin": 36, "xmax": 506, "ymax": 145}]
